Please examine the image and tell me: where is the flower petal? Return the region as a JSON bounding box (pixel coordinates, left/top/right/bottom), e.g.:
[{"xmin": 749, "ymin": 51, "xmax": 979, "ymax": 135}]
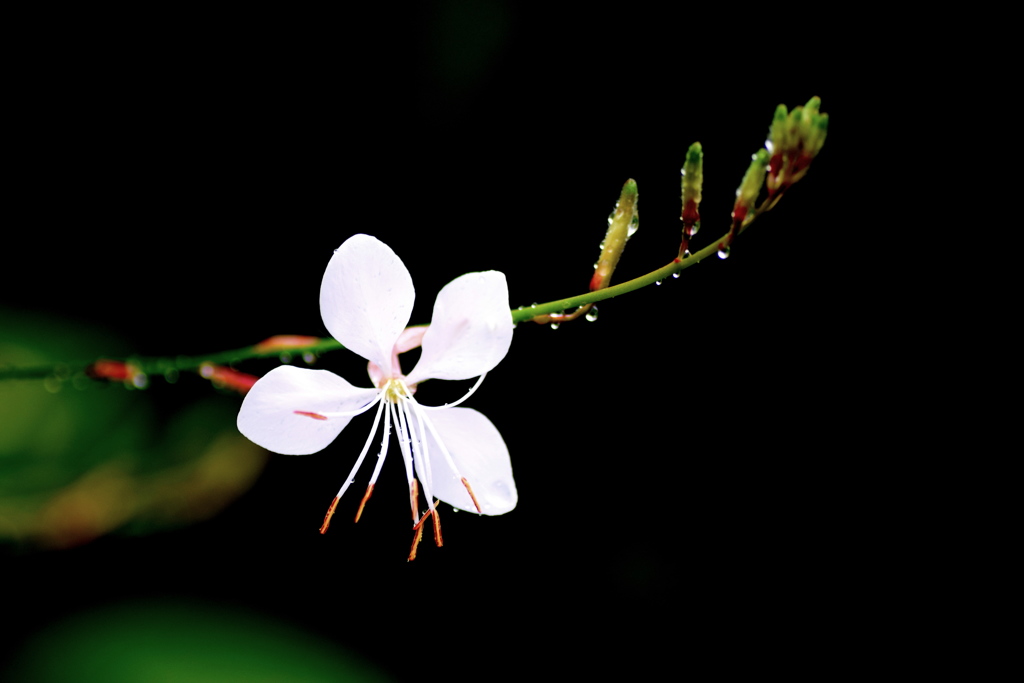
[
  {"xmin": 237, "ymin": 365, "xmax": 378, "ymax": 455},
  {"xmin": 417, "ymin": 407, "xmax": 517, "ymax": 515},
  {"xmin": 320, "ymin": 234, "xmax": 415, "ymax": 371},
  {"xmin": 406, "ymin": 271, "xmax": 512, "ymax": 384}
]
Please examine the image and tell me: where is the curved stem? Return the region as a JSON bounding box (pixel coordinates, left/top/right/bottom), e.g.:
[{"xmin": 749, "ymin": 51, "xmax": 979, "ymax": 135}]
[
  {"xmin": 511, "ymin": 225, "xmax": 741, "ymax": 324},
  {"xmin": 1, "ymin": 216, "xmax": 770, "ymax": 382}
]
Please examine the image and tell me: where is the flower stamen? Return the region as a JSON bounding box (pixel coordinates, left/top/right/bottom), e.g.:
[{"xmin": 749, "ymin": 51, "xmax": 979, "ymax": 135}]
[
  {"xmin": 412, "ymin": 500, "xmax": 443, "ymax": 545},
  {"xmin": 461, "ymin": 477, "xmax": 483, "ymax": 514},
  {"xmin": 408, "ymin": 519, "xmax": 425, "ymax": 561},
  {"xmin": 319, "ymin": 497, "xmax": 340, "ymax": 534},
  {"xmin": 409, "ymin": 479, "xmax": 420, "ymax": 524},
  {"xmin": 412, "ymin": 401, "xmax": 484, "ymax": 514},
  {"xmin": 418, "ymin": 372, "xmax": 488, "ymax": 411},
  {"xmin": 353, "ymin": 484, "xmax": 374, "ymax": 523},
  {"xmin": 319, "ymin": 398, "xmax": 387, "ymax": 534}
]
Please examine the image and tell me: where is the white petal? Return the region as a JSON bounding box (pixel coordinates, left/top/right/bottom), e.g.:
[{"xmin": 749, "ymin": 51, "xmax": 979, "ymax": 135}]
[
  {"xmin": 320, "ymin": 234, "xmax": 415, "ymax": 370},
  {"xmin": 417, "ymin": 407, "xmax": 517, "ymax": 515},
  {"xmin": 237, "ymin": 365, "xmax": 378, "ymax": 455},
  {"xmin": 406, "ymin": 271, "xmax": 513, "ymax": 383}
]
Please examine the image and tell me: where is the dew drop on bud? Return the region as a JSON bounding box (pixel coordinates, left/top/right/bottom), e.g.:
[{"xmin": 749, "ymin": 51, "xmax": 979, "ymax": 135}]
[
  {"xmin": 717, "ymin": 246, "xmax": 731, "ymax": 260},
  {"xmin": 550, "ymin": 322, "xmax": 560, "ymax": 330},
  {"xmin": 585, "ymin": 306, "xmax": 599, "ymax": 322}
]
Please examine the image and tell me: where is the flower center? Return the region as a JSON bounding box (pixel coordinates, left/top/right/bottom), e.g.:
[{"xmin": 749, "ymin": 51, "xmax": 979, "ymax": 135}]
[{"xmin": 381, "ymin": 378, "xmax": 411, "ymax": 403}]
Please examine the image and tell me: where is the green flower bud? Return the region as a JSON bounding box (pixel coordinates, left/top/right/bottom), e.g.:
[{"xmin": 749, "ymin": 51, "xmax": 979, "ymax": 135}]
[{"xmin": 591, "ymin": 179, "xmax": 638, "ymax": 291}]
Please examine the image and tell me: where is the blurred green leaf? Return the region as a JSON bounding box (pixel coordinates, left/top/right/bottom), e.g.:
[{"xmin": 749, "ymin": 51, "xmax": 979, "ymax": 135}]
[{"xmin": 4, "ymin": 599, "xmax": 393, "ymax": 683}]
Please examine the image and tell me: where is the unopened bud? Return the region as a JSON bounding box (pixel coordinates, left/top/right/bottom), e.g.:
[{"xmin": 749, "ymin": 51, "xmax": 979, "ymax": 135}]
[
  {"xmin": 680, "ymin": 142, "xmax": 703, "ymax": 244},
  {"xmin": 253, "ymin": 335, "xmax": 321, "ymax": 352},
  {"xmin": 590, "ymin": 179, "xmax": 638, "ymax": 291},
  {"xmin": 86, "ymin": 359, "xmax": 147, "ymax": 388},
  {"xmin": 199, "ymin": 363, "xmax": 258, "ymax": 394},
  {"xmin": 732, "ymin": 148, "xmax": 769, "ymax": 225},
  {"xmin": 766, "ymin": 96, "xmax": 828, "ymax": 198}
]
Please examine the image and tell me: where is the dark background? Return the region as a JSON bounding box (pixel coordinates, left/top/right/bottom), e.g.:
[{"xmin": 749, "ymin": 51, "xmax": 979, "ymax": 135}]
[{"xmin": 3, "ymin": 3, "xmax": 876, "ymax": 680}]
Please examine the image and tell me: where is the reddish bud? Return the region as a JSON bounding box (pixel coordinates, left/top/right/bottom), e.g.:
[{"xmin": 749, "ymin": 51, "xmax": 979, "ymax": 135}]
[
  {"xmin": 86, "ymin": 360, "xmax": 147, "ymax": 387},
  {"xmin": 253, "ymin": 335, "xmax": 321, "ymax": 352},
  {"xmin": 199, "ymin": 363, "xmax": 259, "ymax": 394}
]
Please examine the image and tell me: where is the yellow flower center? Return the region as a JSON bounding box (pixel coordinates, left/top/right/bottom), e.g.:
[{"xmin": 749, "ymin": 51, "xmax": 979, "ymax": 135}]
[{"xmin": 381, "ymin": 378, "xmax": 411, "ymax": 403}]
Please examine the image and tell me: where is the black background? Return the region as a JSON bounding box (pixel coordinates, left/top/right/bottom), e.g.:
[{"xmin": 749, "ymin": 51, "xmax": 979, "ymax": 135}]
[{"xmin": 3, "ymin": 3, "xmax": 877, "ymax": 679}]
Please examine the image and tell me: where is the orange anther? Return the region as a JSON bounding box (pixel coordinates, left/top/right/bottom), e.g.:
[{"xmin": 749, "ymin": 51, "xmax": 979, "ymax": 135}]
[
  {"xmin": 461, "ymin": 477, "xmax": 483, "ymax": 513},
  {"xmin": 408, "ymin": 521, "xmax": 425, "ymax": 561},
  {"xmin": 319, "ymin": 496, "xmax": 340, "ymax": 534},
  {"xmin": 431, "ymin": 503, "xmax": 443, "ymax": 548},
  {"xmin": 409, "ymin": 479, "xmax": 420, "ymax": 523},
  {"xmin": 294, "ymin": 411, "xmax": 328, "ymax": 420},
  {"xmin": 354, "ymin": 484, "xmax": 374, "ymax": 523}
]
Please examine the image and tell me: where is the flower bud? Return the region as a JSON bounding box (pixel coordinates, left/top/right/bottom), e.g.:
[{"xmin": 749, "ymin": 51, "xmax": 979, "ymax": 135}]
[
  {"xmin": 732, "ymin": 148, "xmax": 770, "ymax": 225},
  {"xmin": 253, "ymin": 335, "xmax": 321, "ymax": 352},
  {"xmin": 679, "ymin": 142, "xmax": 703, "ymax": 257},
  {"xmin": 590, "ymin": 179, "xmax": 638, "ymax": 291},
  {"xmin": 766, "ymin": 96, "xmax": 828, "ymax": 198},
  {"xmin": 199, "ymin": 363, "xmax": 258, "ymax": 394},
  {"xmin": 86, "ymin": 359, "xmax": 147, "ymax": 388}
]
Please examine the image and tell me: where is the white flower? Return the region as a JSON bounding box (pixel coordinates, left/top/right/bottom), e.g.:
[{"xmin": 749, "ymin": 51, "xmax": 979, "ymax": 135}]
[{"xmin": 236, "ymin": 234, "xmax": 516, "ymax": 552}]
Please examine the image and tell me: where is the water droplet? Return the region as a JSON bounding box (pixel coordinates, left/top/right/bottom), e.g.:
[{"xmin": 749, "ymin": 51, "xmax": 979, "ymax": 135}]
[
  {"xmin": 688, "ymin": 223, "xmax": 700, "ymax": 236},
  {"xmin": 132, "ymin": 373, "xmax": 149, "ymax": 389},
  {"xmin": 550, "ymin": 322, "xmax": 560, "ymax": 330},
  {"xmin": 627, "ymin": 214, "xmax": 640, "ymax": 237},
  {"xmin": 672, "ymin": 272, "xmax": 680, "ymax": 279},
  {"xmin": 717, "ymin": 246, "xmax": 731, "ymax": 259},
  {"xmin": 163, "ymin": 368, "xmax": 179, "ymax": 384},
  {"xmin": 530, "ymin": 303, "xmax": 537, "ymax": 309},
  {"xmin": 655, "ymin": 279, "xmax": 663, "ymax": 286},
  {"xmin": 585, "ymin": 306, "xmax": 599, "ymax": 322},
  {"xmin": 279, "ymin": 352, "xmax": 293, "ymax": 363},
  {"xmin": 302, "ymin": 352, "xmax": 316, "ymax": 364},
  {"xmin": 682, "ymin": 249, "xmax": 691, "ymax": 258}
]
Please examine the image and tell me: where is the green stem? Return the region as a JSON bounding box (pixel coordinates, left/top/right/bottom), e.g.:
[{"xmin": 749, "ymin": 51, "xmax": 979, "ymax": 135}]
[{"xmin": 0, "ymin": 222, "xmax": 756, "ymax": 382}]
